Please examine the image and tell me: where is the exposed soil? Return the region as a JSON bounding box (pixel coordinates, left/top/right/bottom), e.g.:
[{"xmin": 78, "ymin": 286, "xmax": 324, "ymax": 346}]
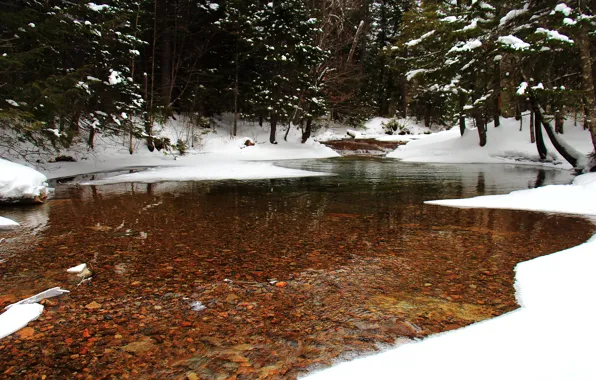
[{"xmin": 320, "ymin": 139, "xmax": 406, "ymax": 156}]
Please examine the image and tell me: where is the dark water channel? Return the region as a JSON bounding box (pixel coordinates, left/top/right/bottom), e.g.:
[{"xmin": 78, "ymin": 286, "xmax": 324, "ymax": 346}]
[{"xmin": 0, "ymin": 159, "xmax": 594, "ymax": 379}]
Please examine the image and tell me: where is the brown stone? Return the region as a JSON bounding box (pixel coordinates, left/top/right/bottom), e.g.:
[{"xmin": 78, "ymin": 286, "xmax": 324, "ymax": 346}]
[
  {"xmin": 0, "ymin": 294, "xmax": 16, "ymax": 305},
  {"xmin": 85, "ymin": 301, "xmax": 101, "ymax": 310},
  {"xmin": 16, "ymin": 327, "xmax": 35, "ymax": 338},
  {"xmin": 121, "ymin": 337, "xmax": 156, "ymax": 354}
]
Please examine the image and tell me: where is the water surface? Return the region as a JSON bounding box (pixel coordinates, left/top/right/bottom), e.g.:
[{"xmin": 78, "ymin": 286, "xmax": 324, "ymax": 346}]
[{"xmin": 0, "ymin": 159, "xmax": 592, "ymax": 379}]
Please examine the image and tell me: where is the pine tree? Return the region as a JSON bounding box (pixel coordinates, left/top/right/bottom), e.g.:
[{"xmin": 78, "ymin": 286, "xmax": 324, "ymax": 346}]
[
  {"xmin": 0, "ymin": 0, "xmax": 144, "ymax": 151},
  {"xmin": 249, "ymin": 0, "xmax": 327, "ymax": 144}
]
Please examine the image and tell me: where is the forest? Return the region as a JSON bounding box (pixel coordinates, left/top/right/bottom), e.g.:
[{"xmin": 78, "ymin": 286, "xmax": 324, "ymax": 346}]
[{"xmin": 1, "ymin": 0, "xmax": 595, "ymax": 169}]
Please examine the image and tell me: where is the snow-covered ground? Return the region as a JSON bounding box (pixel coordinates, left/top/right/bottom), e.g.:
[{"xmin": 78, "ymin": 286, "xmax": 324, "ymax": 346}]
[
  {"xmin": 0, "ymin": 158, "xmax": 49, "ymax": 203},
  {"xmin": 1, "ymin": 115, "xmax": 431, "ymax": 182},
  {"xmin": 2, "ymin": 114, "xmax": 343, "ymax": 181},
  {"xmin": 388, "ymin": 114, "xmax": 593, "ymax": 170},
  {"xmin": 0, "ymin": 216, "xmax": 19, "ymax": 229}
]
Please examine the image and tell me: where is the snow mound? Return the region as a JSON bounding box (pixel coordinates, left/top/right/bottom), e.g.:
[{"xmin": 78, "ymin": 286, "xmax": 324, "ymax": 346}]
[
  {"xmin": 0, "ymin": 216, "xmax": 19, "ymax": 229},
  {"xmin": 0, "ymin": 158, "xmax": 49, "ymax": 203},
  {"xmin": 426, "ymin": 172, "xmax": 596, "ymax": 216},
  {"xmin": 388, "ymin": 116, "xmax": 593, "ymax": 170},
  {"xmin": 0, "ymin": 304, "xmax": 44, "ymax": 339},
  {"xmin": 81, "ymin": 161, "xmax": 331, "ymax": 185}
]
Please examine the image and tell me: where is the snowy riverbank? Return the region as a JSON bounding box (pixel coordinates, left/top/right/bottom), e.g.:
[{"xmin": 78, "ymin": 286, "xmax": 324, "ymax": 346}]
[
  {"xmin": 388, "ymin": 115, "xmax": 593, "ymax": 171},
  {"xmin": 0, "ymin": 158, "xmax": 48, "ymax": 204}
]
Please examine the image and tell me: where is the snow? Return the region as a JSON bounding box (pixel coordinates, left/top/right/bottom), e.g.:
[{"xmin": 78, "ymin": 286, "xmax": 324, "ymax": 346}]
[
  {"xmin": 405, "ymin": 30, "xmax": 435, "ymax": 47},
  {"xmin": 0, "ymin": 158, "xmax": 49, "ymax": 203},
  {"xmin": 449, "ymin": 39, "xmax": 482, "ymax": 53},
  {"xmin": 5, "ymin": 99, "xmax": 19, "ymax": 107},
  {"xmin": 0, "ymin": 304, "xmax": 44, "ymax": 340},
  {"xmin": 87, "ymin": 3, "xmax": 110, "ymax": 12},
  {"xmin": 387, "ymin": 116, "xmax": 593, "ymax": 170},
  {"xmin": 82, "ymin": 161, "xmax": 331, "ymax": 185},
  {"xmin": 406, "ymin": 68, "xmax": 428, "ymax": 81},
  {"xmin": 441, "ymin": 16, "xmax": 458, "ymax": 23},
  {"xmin": 108, "ymin": 70, "xmax": 123, "ymax": 85},
  {"xmin": 499, "ymin": 8, "xmax": 528, "ymax": 27},
  {"xmin": 552, "ymin": 3, "xmax": 573, "ymax": 17},
  {"xmin": 304, "ymin": 122, "xmax": 596, "ymax": 380},
  {"xmin": 536, "ymin": 28, "xmax": 574, "ymax": 44},
  {"xmin": 427, "ymin": 173, "xmax": 596, "ymax": 216},
  {"xmin": 5, "ymin": 287, "xmax": 70, "ymax": 309},
  {"xmin": 67, "ymin": 263, "xmax": 87, "ymax": 273},
  {"xmin": 1, "ymin": 288, "xmax": 70, "ymax": 340},
  {"xmin": 0, "ymin": 216, "xmax": 19, "ymax": 229},
  {"xmin": 517, "ymin": 81, "xmax": 528, "ymax": 95},
  {"xmin": 498, "ymin": 35, "xmax": 530, "ymax": 50}
]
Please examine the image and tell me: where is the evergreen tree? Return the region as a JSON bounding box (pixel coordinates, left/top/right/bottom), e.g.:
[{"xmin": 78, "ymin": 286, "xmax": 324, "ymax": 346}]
[{"xmin": 0, "ymin": 1, "xmax": 144, "ymax": 151}]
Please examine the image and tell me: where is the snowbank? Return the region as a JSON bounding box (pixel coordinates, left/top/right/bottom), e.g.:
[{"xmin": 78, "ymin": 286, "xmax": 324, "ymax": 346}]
[
  {"xmin": 388, "ymin": 116, "xmax": 593, "ymax": 170},
  {"xmin": 81, "ymin": 161, "xmax": 331, "ymax": 185},
  {"xmin": 427, "ymin": 173, "xmax": 596, "ymax": 216},
  {"xmin": 0, "ymin": 158, "xmax": 49, "ymax": 203},
  {"xmin": 314, "ymin": 117, "xmax": 431, "ymax": 143},
  {"xmin": 0, "ymin": 216, "xmax": 19, "ymax": 229},
  {"xmin": 0, "ymin": 287, "xmax": 70, "ymax": 340},
  {"xmin": 304, "ymin": 174, "xmax": 596, "ymax": 380},
  {"xmin": 0, "ymin": 304, "xmax": 44, "ymax": 339}
]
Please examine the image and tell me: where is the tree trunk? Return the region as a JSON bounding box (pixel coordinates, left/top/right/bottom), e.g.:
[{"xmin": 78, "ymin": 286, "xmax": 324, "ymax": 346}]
[
  {"xmin": 475, "ymin": 115, "xmax": 486, "ymax": 147},
  {"xmin": 493, "ymin": 94, "xmax": 500, "ymax": 127},
  {"xmin": 270, "ymin": 115, "xmax": 277, "ymax": 144},
  {"xmin": 530, "ymin": 108, "xmax": 535, "ymax": 143},
  {"xmin": 499, "ymin": 54, "xmax": 517, "ymax": 118},
  {"xmin": 533, "ymin": 110, "xmax": 547, "ymax": 160},
  {"xmin": 555, "ymin": 109, "xmax": 564, "ymax": 134},
  {"xmin": 233, "ymin": 49, "xmax": 239, "ymax": 137},
  {"xmin": 302, "ymin": 118, "xmax": 312, "ymax": 143},
  {"xmin": 128, "ymin": 122, "xmax": 134, "ymax": 155},
  {"xmin": 88, "ymin": 126, "xmax": 95, "ymax": 149},
  {"xmin": 578, "ymin": 23, "xmax": 596, "ymax": 152},
  {"xmin": 284, "ymin": 122, "xmax": 291, "ymax": 141},
  {"xmin": 458, "ymin": 92, "xmax": 466, "ymax": 136},
  {"xmin": 144, "ymin": 73, "xmax": 154, "ymax": 152}
]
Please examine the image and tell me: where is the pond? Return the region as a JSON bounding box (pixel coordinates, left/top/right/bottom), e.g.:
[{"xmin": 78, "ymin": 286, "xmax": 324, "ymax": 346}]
[{"xmin": 1, "ymin": 159, "xmax": 594, "ymax": 379}]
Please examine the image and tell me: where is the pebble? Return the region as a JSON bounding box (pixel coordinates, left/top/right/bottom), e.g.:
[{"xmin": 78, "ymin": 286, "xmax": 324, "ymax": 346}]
[{"xmin": 85, "ymin": 301, "xmax": 102, "ymax": 310}]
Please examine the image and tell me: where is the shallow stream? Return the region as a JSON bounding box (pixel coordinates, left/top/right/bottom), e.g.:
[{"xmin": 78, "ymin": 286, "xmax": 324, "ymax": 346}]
[{"xmin": 1, "ymin": 159, "xmax": 593, "ymax": 379}]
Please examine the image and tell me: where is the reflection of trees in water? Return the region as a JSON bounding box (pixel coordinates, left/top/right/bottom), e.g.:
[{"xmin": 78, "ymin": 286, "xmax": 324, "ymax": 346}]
[{"xmin": 39, "ymin": 161, "xmax": 589, "ymax": 278}]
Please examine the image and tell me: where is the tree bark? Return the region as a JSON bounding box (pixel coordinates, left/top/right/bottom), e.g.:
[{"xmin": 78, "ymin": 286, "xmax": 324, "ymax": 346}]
[
  {"xmin": 499, "ymin": 54, "xmax": 517, "ymax": 118},
  {"xmin": 88, "ymin": 125, "xmax": 95, "ymax": 149},
  {"xmin": 270, "ymin": 115, "xmax": 277, "ymax": 144},
  {"xmin": 555, "ymin": 109, "xmax": 564, "ymax": 134},
  {"xmin": 493, "ymin": 95, "xmax": 500, "ymax": 127},
  {"xmin": 531, "ymin": 94, "xmax": 587, "ymax": 170},
  {"xmin": 458, "ymin": 92, "xmax": 466, "ymax": 136},
  {"xmin": 233, "ymin": 49, "xmax": 239, "ymax": 137},
  {"xmin": 533, "ymin": 110, "xmax": 547, "ymax": 160},
  {"xmin": 475, "ymin": 115, "xmax": 486, "ymax": 147},
  {"xmin": 530, "ymin": 108, "xmax": 535, "ymax": 143},
  {"xmin": 302, "ymin": 118, "xmax": 312, "ymax": 143}
]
